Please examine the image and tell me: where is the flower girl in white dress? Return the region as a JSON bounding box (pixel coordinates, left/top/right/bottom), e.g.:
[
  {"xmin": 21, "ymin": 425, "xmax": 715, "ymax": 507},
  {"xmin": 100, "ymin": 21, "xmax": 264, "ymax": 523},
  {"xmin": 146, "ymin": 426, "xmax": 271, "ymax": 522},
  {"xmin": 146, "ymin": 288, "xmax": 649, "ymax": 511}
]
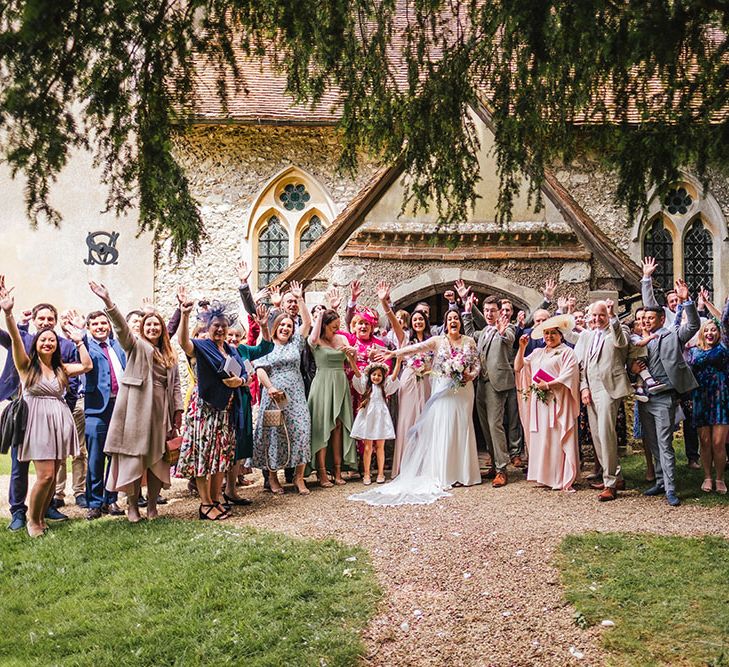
[{"xmin": 350, "ymin": 361, "xmax": 400, "ymax": 485}]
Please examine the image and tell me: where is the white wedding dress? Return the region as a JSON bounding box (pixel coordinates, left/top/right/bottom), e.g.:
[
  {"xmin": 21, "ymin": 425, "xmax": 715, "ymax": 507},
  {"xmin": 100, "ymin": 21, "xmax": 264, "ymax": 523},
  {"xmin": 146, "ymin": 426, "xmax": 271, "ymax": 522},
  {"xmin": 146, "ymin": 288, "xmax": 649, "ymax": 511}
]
[{"xmin": 349, "ymin": 336, "xmax": 482, "ymax": 506}]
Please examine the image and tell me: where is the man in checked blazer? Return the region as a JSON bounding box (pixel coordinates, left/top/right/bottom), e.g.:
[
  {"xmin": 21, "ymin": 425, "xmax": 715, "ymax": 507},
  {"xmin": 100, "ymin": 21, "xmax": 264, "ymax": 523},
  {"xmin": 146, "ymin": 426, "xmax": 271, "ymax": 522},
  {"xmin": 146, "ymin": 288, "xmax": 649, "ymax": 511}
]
[
  {"xmin": 573, "ymin": 299, "xmax": 630, "ymax": 501},
  {"xmin": 463, "ymin": 295, "xmax": 515, "ymax": 488}
]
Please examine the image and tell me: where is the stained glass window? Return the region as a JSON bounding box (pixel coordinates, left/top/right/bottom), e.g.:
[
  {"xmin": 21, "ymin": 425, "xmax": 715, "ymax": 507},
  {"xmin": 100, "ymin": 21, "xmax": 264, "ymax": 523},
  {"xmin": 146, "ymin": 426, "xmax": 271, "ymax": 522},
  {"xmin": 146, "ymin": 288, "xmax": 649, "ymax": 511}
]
[
  {"xmin": 664, "ymin": 187, "xmax": 693, "ymax": 215},
  {"xmin": 643, "ymin": 218, "xmax": 674, "ymax": 290},
  {"xmin": 299, "ymin": 215, "xmax": 325, "ymax": 254},
  {"xmin": 258, "ymin": 216, "xmax": 289, "ymax": 287},
  {"xmin": 683, "ymin": 219, "xmax": 713, "ymax": 295},
  {"xmin": 279, "ymin": 183, "xmax": 311, "ymax": 211}
]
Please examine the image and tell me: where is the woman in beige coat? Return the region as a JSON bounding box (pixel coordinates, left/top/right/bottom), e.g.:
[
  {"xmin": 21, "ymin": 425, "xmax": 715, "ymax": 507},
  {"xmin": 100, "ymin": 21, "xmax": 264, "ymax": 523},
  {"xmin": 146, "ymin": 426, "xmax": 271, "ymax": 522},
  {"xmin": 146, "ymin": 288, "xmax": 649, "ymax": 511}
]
[{"xmin": 89, "ymin": 281, "xmax": 183, "ymax": 522}]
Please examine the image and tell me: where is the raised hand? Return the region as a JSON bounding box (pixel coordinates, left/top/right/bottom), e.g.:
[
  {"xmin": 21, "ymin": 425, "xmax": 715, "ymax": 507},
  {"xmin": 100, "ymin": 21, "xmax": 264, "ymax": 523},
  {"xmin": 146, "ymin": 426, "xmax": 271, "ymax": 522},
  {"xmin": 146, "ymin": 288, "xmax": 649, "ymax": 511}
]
[
  {"xmin": 516, "ymin": 310, "xmax": 526, "ymax": 328},
  {"xmin": 557, "ymin": 296, "xmax": 568, "ymax": 313},
  {"xmin": 269, "ymin": 285, "xmax": 283, "ymax": 308},
  {"xmin": 236, "ymin": 260, "xmax": 252, "ymax": 285},
  {"xmin": 178, "ymin": 287, "xmax": 195, "ymax": 315},
  {"xmin": 496, "ymin": 313, "xmax": 510, "ymax": 335},
  {"xmin": 642, "ymin": 256, "xmax": 657, "ymax": 278},
  {"xmin": 19, "ymin": 310, "xmax": 32, "ymax": 326},
  {"xmin": 605, "ymin": 298, "xmax": 615, "ymax": 317},
  {"xmin": 66, "ymin": 308, "xmax": 86, "ymax": 330},
  {"xmin": 675, "ymin": 278, "xmax": 689, "ymax": 302},
  {"xmin": 376, "ymin": 280, "xmax": 391, "ymax": 302},
  {"xmin": 543, "ymin": 278, "xmax": 556, "ymax": 301},
  {"xmin": 454, "ymin": 279, "xmax": 471, "ymax": 301},
  {"xmin": 63, "ymin": 324, "xmax": 85, "ymax": 344},
  {"xmin": 290, "ymin": 280, "xmax": 304, "ymax": 300},
  {"xmin": 253, "ymin": 287, "xmax": 270, "ymax": 304},
  {"xmin": 325, "ymin": 286, "xmax": 341, "ymax": 310},
  {"xmin": 89, "ymin": 281, "xmax": 112, "ymax": 307},
  {"xmin": 0, "ymin": 280, "xmax": 15, "ymax": 313},
  {"xmin": 567, "ymin": 296, "xmax": 577, "ymax": 313},
  {"xmin": 142, "ymin": 296, "xmax": 155, "ymax": 313},
  {"xmin": 255, "ymin": 303, "xmax": 269, "ymax": 326},
  {"xmin": 464, "ymin": 292, "xmax": 477, "ymax": 313},
  {"xmin": 350, "ymin": 279, "xmax": 362, "ymax": 303},
  {"xmin": 518, "ymin": 333, "xmax": 529, "ymax": 349}
]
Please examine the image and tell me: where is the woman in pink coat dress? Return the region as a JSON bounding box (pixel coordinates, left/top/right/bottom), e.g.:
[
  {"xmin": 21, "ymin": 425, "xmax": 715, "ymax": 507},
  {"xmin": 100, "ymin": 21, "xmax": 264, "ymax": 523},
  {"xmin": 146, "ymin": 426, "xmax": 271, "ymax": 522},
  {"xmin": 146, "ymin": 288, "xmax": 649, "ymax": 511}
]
[{"xmin": 514, "ymin": 314, "xmax": 580, "ymax": 492}]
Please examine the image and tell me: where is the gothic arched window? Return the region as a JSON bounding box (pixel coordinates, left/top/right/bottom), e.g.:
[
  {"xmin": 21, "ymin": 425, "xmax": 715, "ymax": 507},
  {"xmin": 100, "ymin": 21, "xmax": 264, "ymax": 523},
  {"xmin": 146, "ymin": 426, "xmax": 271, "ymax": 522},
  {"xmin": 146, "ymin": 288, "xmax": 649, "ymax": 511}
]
[
  {"xmin": 643, "ymin": 218, "xmax": 674, "ymax": 290},
  {"xmin": 683, "ymin": 219, "xmax": 714, "ymax": 295},
  {"xmin": 299, "ymin": 215, "xmax": 325, "ymax": 254},
  {"xmin": 257, "ymin": 216, "xmax": 289, "ymax": 287}
]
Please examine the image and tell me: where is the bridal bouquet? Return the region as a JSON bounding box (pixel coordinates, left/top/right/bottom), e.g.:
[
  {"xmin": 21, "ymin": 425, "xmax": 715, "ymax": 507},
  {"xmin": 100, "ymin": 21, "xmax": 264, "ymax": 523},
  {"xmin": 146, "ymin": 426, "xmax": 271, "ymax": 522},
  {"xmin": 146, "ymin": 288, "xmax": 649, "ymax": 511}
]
[{"xmin": 441, "ymin": 346, "xmax": 479, "ymax": 388}]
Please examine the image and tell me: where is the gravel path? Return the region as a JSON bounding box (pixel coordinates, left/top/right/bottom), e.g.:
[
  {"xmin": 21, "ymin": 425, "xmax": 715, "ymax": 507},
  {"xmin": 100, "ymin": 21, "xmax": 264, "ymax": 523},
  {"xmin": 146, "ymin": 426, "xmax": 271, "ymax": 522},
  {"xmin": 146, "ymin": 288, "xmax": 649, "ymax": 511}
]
[{"xmin": 3, "ymin": 468, "xmax": 728, "ymax": 666}]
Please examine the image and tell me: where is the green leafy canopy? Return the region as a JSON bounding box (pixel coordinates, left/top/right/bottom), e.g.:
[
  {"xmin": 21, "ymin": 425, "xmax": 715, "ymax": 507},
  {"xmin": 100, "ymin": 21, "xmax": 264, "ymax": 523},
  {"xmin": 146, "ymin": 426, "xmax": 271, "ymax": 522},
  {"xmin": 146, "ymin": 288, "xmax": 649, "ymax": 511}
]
[{"xmin": 1, "ymin": 1, "xmax": 728, "ymax": 257}]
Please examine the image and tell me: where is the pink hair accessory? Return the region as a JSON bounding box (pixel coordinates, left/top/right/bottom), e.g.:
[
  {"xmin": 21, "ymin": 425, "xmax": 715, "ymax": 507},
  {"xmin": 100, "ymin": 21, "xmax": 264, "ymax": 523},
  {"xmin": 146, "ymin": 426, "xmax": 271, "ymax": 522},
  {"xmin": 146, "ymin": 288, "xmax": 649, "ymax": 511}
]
[{"xmin": 355, "ymin": 307, "xmax": 378, "ymax": 327}]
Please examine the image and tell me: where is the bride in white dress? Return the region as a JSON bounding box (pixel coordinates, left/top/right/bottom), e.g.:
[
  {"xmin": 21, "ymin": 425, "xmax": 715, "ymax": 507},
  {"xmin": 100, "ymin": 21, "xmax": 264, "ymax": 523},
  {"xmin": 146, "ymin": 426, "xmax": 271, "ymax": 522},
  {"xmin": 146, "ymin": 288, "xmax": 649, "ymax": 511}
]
[{"xmin": 349, "ymin": 310, "xmax": 482, "ymax": 506}]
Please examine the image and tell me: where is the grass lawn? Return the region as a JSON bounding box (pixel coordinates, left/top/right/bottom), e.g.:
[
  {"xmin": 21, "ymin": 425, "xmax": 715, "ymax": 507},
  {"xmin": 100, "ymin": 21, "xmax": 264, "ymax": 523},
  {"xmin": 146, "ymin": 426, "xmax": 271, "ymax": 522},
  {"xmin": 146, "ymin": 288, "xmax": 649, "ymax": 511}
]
[
  {"xmin": 559, "ymin": 532, "xmax": 729, "ymax": 666},
  {"xmin": 621, "ymin": 439, "xmax": 729, "ymax": 507},
  {"xmin": 0, "ymin": 520, "xmax": 380, "ymax": 666},
  {"xmin": 0, "ymin": 456, "xmax": 73, "ymax": 476}
]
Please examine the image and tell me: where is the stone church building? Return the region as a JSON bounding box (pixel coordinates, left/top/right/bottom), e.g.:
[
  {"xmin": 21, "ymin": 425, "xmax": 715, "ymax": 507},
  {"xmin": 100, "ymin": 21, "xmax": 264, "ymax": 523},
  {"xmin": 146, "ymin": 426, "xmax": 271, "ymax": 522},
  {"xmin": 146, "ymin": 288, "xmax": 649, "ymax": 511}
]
[{"xmin": 1, "ymin": 56, "xmax": 728, "ymax": 329}]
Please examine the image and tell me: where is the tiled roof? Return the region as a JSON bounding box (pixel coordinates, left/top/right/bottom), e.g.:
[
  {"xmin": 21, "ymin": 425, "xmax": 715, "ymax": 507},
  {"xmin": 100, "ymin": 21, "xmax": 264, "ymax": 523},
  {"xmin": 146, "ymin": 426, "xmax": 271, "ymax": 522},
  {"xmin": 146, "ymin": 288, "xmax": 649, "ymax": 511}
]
[{"xmin": 187, "ymin": 12, "xmax": 726, "ymax": 125}]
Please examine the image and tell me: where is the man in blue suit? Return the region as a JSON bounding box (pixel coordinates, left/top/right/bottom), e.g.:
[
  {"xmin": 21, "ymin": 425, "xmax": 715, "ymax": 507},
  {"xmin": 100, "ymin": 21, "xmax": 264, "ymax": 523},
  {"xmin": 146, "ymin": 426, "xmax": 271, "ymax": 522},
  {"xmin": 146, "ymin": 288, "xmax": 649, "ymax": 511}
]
[
  {"xmin": 0, "ymin": 303, "xmax": 79, "ymax": 531},
  {"xmin": 83, "ymin": 310, "xmax": 126, "ymax": 520}
]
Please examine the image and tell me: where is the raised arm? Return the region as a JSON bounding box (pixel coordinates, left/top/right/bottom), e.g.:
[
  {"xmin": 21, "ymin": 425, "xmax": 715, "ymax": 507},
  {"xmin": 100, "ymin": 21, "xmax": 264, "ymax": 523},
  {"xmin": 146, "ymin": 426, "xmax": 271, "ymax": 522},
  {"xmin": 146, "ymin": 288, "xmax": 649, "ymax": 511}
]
[
  {"xmin": 606, "ymin": 299, "xmax": 628, "ymax": 349},
  {"xmin": 377, "ymin": 280, "xmax": 404, "ymax": 346},
  {"xmin": 344, "ymin": 280, "xmax": 361, "ymax": 329},
  {"xmin": 524, "ymin": 279, "xmax": 555, "ymax": 328},
  {"xmin": 640, "ymin": 257, "xmax": 660, "ymax": 309},
  {"xmin": 236, "ymin": 260, "xmax": 258, "ymax": 315},
  {"xmin": 290, "ymin": 280, "xmax": 312, "ymax": 338},
  {"xmin": 177, "ymin": 291, "xmax": 196, "ymax": 357},
  {"xmin": 513, "ymin": 334, "xmax": 529, "ymax": 373},
  {"xmin": 60, "ymin": 324, "xmax": 93, "ymax": 377},
  {"xmin": 89, "ymin": 281, "xmax": 136, "ymax": 352},
  {"xmin": 308, "ymin": 308, "xmax": 324, "ymax": 348},
  {"xmin": 0, "ymin": 279, "xmax": 31, "ymax": 375},
  {"xmin": 674, "ymin": 280, "xmax": 700, "ymax": 344},
  {"xmin": 462, "ymin": 294, "xmax": 481, "ymax": 340}
]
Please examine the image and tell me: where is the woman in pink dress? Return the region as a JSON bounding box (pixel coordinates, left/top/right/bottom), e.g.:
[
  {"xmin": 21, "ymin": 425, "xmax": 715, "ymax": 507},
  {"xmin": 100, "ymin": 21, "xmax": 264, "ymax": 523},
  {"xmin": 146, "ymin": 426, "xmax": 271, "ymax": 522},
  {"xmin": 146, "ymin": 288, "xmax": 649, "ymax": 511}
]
[
  {"xmin": 340, "ymin": 281, "xmax": 398, "ymax": 468},
  {"xmin": 514, "ymin": 314, "xmax": 580, "ymax": 492},
  {"xmin": 391, "ymin": 309, "xmax": 433, "ymax": 478}
]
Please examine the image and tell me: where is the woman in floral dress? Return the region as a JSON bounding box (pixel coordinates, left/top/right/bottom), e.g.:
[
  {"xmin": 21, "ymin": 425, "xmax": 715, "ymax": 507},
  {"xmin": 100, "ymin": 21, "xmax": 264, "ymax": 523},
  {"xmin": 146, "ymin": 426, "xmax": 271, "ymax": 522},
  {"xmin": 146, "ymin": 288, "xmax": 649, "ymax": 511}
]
[
  {"xmin": 687, "ymin": 295, "xmax": 729, "ymax": 494},
  {"xmin": 253, "ymin": 282, "xmax": 312, "ymax": 495}
]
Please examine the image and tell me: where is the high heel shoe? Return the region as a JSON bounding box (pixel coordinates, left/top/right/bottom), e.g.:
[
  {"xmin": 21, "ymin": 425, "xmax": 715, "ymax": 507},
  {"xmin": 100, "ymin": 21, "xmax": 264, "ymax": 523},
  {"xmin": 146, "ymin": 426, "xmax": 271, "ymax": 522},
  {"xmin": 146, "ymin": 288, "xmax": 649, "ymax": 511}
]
[
  {"xmin": 223, "ymin": 492, "xmax": 252, "ymax": 506},
  {"xmin": 198, "ymin": 504, "xmax": 227, "ymax": 521}
]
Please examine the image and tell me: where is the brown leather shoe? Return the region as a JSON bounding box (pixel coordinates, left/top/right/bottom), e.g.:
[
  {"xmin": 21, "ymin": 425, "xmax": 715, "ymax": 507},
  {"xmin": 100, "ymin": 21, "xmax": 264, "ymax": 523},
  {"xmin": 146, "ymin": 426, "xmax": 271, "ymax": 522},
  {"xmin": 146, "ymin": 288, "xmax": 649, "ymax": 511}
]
[
  {"xmin": 492, "ymin": 471, "xmax": 508, "ymax": 488},
  {"xmin": 591, "ymin": 479, "xmax": 626, "ymax": 491},
  {"xmin": 590, "ymin": 482, "xmax": 605, "ymax": 490},
  {"xmin": 598, "ymin": 487, "xmax": 617, "ymax": 502},
  {"xmin": 482, "ymin": 467, "xmax": 497, "ymax": 480},
  {"xmin": 510, "ymin": 456, "xmax": 524, "ymax": 468}
]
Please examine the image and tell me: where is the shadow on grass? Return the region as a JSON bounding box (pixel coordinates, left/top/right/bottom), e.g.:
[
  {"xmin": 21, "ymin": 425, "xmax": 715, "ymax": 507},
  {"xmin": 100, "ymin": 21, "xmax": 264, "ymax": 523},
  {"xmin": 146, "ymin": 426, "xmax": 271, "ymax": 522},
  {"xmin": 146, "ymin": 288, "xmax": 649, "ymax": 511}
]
[
  {"xmin": 0, "ymin": 519, "xmax": 380, "ymax": 666},
  {"xmin": 559, "ymin": 532, "xmax": 729, "ymax": 666},
  {"xmin": 621, "ymin": 438, "xmax": 729, "ymax": 507}
]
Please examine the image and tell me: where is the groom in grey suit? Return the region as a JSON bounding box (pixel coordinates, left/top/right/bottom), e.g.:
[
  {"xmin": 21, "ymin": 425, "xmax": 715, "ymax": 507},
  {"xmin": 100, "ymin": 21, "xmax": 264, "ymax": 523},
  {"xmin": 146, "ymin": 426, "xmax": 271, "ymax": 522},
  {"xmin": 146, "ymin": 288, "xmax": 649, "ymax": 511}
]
[
  {"xmin": 463, "ymin": 296, "xmax": 515, "ymax": 488},
  {"xmin": 573, "ymin": 299, "xmax": 630, "ymax": 501},
  {"xmin": 633, "ymin": 278, "xmax": 699, "ymax": 507}
]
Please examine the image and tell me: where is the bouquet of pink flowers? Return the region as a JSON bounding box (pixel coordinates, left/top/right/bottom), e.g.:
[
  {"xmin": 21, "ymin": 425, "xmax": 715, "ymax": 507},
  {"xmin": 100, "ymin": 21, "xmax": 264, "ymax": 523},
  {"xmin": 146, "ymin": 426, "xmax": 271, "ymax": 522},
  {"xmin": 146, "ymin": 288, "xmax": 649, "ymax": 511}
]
[
  {"xmin": 440, "ymin": 346, "xmax": 479, "ymax": 388},
  {"xmin": 408, "ymin": 352, "xmax": 432, "ymax": 379}
]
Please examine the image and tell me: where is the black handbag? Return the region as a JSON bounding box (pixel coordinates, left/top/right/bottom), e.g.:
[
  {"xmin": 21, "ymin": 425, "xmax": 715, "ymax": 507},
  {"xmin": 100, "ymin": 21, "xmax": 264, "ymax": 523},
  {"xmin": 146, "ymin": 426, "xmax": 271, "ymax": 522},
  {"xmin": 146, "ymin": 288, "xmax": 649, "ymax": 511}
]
[{"xmin": 0, "ymin": 395, "xmax": 28, "ymax": 455}]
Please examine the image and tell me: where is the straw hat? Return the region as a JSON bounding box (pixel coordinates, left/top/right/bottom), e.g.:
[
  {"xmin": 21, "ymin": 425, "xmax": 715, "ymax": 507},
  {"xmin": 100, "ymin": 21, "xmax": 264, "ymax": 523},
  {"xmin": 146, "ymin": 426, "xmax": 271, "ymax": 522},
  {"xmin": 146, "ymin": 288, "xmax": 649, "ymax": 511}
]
[{"xmin": 531, "ymin": 313, "xmax": 575, "ymax": 340}]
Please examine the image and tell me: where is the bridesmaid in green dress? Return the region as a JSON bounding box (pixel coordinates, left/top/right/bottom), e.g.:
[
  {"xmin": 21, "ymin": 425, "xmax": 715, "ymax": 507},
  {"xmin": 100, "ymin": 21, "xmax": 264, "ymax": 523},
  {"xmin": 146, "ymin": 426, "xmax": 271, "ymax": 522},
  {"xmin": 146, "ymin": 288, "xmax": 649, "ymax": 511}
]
[{"xmin": 307, "ymin": 308, "xmax": 358, "ymax": 486}]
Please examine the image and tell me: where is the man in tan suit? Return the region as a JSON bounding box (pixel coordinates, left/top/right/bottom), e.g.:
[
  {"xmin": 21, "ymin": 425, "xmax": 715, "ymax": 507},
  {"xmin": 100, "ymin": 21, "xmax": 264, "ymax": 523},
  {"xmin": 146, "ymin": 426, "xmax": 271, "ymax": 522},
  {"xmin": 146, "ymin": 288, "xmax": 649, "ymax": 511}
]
[{"xmin": 573, "ymin": 299, "xmax": 630, "ymax": 501}]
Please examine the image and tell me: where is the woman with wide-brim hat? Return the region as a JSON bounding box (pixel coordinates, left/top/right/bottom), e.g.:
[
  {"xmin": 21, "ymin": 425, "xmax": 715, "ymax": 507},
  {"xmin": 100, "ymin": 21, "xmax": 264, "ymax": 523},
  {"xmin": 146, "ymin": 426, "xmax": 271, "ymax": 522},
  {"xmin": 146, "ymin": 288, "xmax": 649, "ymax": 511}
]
[{"xmin": 514, "ymin": 313, "xmax": 581, "ymax": 492}]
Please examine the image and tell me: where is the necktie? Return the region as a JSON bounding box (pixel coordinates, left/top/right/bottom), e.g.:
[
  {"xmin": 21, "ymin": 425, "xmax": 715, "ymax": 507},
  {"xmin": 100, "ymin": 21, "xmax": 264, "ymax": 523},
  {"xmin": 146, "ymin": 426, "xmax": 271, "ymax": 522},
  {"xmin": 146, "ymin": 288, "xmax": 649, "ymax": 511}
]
[
  {"xmin": 99, "ymin": 341, "xmax": 119, "ymax": 396},
  {"xmin": 590, "ymin": 330, "xmax": 604, "ymax": 358}
]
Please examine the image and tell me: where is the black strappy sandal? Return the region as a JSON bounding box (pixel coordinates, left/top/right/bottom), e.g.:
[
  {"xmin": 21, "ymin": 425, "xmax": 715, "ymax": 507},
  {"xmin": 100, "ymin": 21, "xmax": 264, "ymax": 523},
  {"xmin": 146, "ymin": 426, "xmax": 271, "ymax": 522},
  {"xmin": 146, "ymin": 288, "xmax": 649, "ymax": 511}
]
[
  {"xmin": 198, "ymin": 503, "xmax": 228, "ymax": 521},
  {"xmin": 223, "ymin": 492, "xmax": 253, "ymax": 506}
]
